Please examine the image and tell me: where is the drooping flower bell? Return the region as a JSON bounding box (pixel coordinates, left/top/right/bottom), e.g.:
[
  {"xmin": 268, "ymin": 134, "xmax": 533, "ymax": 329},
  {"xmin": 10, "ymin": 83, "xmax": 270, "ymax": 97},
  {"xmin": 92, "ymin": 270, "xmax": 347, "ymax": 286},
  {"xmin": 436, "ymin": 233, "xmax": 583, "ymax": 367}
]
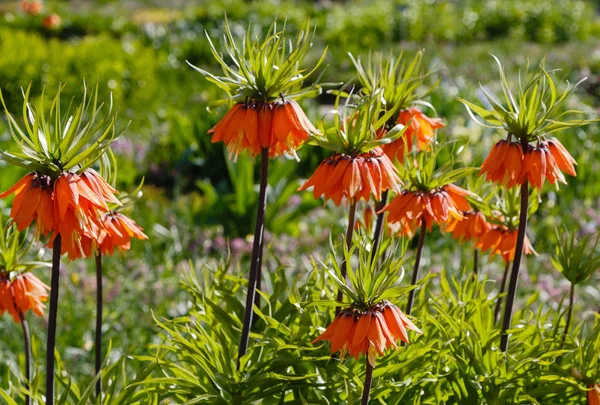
[
  {"xmin": 446, "ymin": 211, "xmax": 491, "ymax": 242},
  {"xmin": 520, "ymin": 139, "xmax": 577, "ymax": 190},
  {"xmin": 480, "ymin": 138, "xmax": 578, "ymax": 190},
  {"xmin": 480, "ymin": 140, "xmax": 525, "ymax": 188},
  {"xmin": 97, "ymin": 212, "xmax": 148, "ymax": 256},
  {"xmin": 80, "ymin": 169, "xmax": 121, "ymax": 206},
  {"xmin": 380, "ymin": 107, "xmax": 444, "ymax": 163},
  {"xmin": 0, "ymin": 272, "xmax": 49, "ymax": 322},
  {"xmin": 313, "ymin": 301, "xmax": 421, "ymax": 366},
  {"xmin": 48, "ymin": 170, "xmax": 121, "ymax": 259},
  {"xmin": 299, "ymin": 148, "xmax": 400, "ymax": 206},
  {"xmin": 477, "ymin": 225, "xmax": 536, "ymax": 264},
  {"xmin": 0, "ymin": 172, "xmax": 54, "ymax": 236},
  {"xmin": 384, "ymin": 184, "xmax": 471, "ymax": 235},
  {"xmin": 0, "ymin": 219, "xmax": 51, "ymax": 322},
  {"xmin": 189, "ymin": 20, "xmax": 325, "ymax": 160},
  {"xmin": 208, "ymin": 100, "xmax": 318, "ymax": 160},
  {"xmin": 380, "ymin": 143, "xmax": 475, "ymax": 235}
]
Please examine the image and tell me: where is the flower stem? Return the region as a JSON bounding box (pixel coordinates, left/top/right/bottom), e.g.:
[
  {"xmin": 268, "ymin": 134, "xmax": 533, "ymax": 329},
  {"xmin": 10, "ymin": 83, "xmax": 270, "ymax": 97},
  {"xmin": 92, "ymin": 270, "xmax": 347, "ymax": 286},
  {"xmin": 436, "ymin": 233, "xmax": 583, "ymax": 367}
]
[
  {"xmin": 95, "ymin": 253, "xmax": 103, "ymax": 398},
  {"xmin": 405, "ymin": 218, "xmax": 427, "ymax": 317},
  {"xmin": 18, "ymin": 309, "xmax": 31, "ymax": 405},
  {"xmin": 370, "ymin": 190, "xmax": 388, "ymax": 263},
  {"xmin": 361, "ymin": 357, "xmax": 373, "ymax": 405},
  {"xmin": 237, "ymin": 148, "xmax": 269, "ymax": 369},
  {"xmin": 46, "ymin": 234, "xmax": 62, "ymax": 405},
  {"xmin": 254, "ymin": 257, "xmax": 262, "ymax": 312},
  {"xmin": 500, "ymin": 181, "xmax": 529, "ymax": 352},
  {"xmin": 473, "ymin": 248, "xmax": 479, "ymax": 275},
  {"xmin": 336, "ymin": 199, "xmax": 357, "ymax": 315},
  {"xmin": 562, "ymin": 281, "xmax": 576, "ymax": 346},
  {"xmin": 494, "ymin": 261, "xmax": 511, "ymax": 324}
]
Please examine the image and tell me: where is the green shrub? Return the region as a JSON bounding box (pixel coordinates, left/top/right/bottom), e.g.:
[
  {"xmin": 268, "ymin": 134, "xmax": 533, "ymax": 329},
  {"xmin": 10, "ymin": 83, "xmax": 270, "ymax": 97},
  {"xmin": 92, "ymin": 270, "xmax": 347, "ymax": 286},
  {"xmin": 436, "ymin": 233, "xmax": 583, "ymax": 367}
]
[{"xmin": 0, "ymin": 28, "xmax": 159, "ymax": 125}]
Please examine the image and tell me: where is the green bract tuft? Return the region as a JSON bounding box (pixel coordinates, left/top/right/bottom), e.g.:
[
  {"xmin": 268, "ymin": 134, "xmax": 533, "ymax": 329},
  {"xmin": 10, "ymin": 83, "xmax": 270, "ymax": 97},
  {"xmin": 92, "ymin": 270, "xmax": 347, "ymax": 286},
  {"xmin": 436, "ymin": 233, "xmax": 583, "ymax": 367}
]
[
  {"xmin": 0, "ymin": 83, "xmax": 122, "ymax": 177},
  {"xmin": 457, "ymin": 55, "xmax": 598, "ymax": 142},
  {"xmin": 398, "ymin": 141, "xmax": 477, "ymax": 193},
  {"xmin": 552, "ymin": 227, "xmax": 600, "ymax": 285},
  {"xmin": 351, "ymin": 50, "xmax": 439, "ymax": 113},
  {"xmin": 311, "ymin": 87, "xmax": 407, "ymax": 155},
  {"xmin": 187, "ymin": 18, "xmax": 327, "ymax": 104},
  {"xmin": 321, "ymin": 236, "xmax": 432, "ymax": 310}
]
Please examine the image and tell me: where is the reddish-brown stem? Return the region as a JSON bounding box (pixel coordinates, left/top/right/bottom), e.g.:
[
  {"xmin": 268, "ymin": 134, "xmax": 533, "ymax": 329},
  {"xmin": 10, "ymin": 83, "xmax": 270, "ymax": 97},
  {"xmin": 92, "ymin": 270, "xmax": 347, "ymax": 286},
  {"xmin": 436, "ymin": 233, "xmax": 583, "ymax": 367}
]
[
  {"xmin": 46, "ymin": 234, "xmax": 62, "ymax": 405},
  {"xmin": 336, "ymin": 199, "xmax": 357, "ymax": 315},
  {"xmin": 371, "ymin": 190, "xmax": 388, "ymax": 263},
  {"xmin": 500, "ymin": 180, "xmax": 529, "ymax": 352},
  {"xmin": 18, "ymin": 308, "xmax": 31, "ymax": 405},
  {"xmin": 237, "ymin": 148, "xmax": 269, "ymax": 369},
  {"xmin": 561, "ymin": 282, "xmax": 576, "ymax": 346},
  {"xmin": 494, "ymin": 261, "xmax": 511, "ymax": 324},
  {"xmin": 95, "ymin": 253, "xmax": 103, "ymax": 398},
  {"xmin": 405, "ymin": 218, "xmax": 427, "ymax": 317},
  {"xmin": 361, "ymin": 357, "xmax": 374, "ymax": 405}
]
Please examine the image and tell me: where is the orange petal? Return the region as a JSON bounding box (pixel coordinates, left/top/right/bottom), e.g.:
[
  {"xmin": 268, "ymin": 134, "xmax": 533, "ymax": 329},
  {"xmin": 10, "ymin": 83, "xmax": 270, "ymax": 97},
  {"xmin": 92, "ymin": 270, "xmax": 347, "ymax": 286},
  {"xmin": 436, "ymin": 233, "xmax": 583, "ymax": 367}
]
[
  {"xmin": 0, "ymin": 173, "xmax": 34, "ymax": 199},
  {"xmin": 352, "ymin": 312, "xmax": 371, "ymax": 348}
]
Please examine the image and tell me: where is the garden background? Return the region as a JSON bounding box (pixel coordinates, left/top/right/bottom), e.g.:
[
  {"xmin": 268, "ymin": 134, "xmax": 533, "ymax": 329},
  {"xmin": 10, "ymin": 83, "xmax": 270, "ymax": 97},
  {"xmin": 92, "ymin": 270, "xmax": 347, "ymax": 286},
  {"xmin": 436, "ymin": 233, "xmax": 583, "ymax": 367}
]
[{"xmin": 1, "ymin": 0, "xmax": 600, "ymax": 403}]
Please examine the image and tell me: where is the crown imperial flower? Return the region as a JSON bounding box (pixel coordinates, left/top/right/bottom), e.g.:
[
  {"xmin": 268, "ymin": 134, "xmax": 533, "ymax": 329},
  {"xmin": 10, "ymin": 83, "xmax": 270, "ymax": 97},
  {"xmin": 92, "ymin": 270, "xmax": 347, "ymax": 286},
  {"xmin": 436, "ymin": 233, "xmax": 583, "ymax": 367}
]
[
  {"xmin": 383, "ymin": 107, "xmax": 444, "ymax": 161},
  {"xmin": 299, "ymin": 148, "xmax": 400, "ymax": 206},
  {"xmin": 208, "ymin": 99, "xmax": 318, "ymax": 159},
  {"xmin": 189, "ymin": 20, "xmax": 325, "ymax": 160},
  {"xmin": 446, "ymin": 211, "xmax": 491, "ymax": 242},
  {"xmin": 477, "ymin": 225, "xmax": 536, "ymax": 264},
  {"xmin": 384, "ymin": 184, "xmax": 471, "ymax": 235},
  {"xmin": 313, "ymin": 301, "xmax": 421, "ymax": 366},
  {"xmin": 0, "ymin": 272, "xmax": 49, "ymax": 323},
  {"xmin": 97, "ymin": 212, "xmax": 148, "ymax": 256}
]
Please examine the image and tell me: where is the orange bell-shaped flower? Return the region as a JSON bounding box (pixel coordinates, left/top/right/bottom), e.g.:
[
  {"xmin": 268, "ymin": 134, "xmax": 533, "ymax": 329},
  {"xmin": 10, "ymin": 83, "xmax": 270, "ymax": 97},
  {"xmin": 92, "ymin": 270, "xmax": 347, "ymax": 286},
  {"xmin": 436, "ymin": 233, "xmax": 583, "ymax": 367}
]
[
  {"xmin": 209, "ymin": 100, "xmax": 317, "ymax": 160},
  {"xmin": 313, "ymin": 301, "xmax": 421, "ymax": 366},
  {"xmin": 0, "ymin": 273, "xmax": 49, "ymax": 323},
  {"xmin": 0, "ymin": 173, "xmax": 54, "ymax": 237},
  {"xmin": 382, "ymin": 107, "xmax": 443, "ymax": 162},
  {"xmin": 299, "ymin": 148, "xmax": 401, "ymax": 206},
  {"xmin": 97, "ymin": 212, "xmax": 148, "ymax": 256},
  {"xmin": 383, "ymin": 184, "xmax": 471, "ymax": 235}
]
